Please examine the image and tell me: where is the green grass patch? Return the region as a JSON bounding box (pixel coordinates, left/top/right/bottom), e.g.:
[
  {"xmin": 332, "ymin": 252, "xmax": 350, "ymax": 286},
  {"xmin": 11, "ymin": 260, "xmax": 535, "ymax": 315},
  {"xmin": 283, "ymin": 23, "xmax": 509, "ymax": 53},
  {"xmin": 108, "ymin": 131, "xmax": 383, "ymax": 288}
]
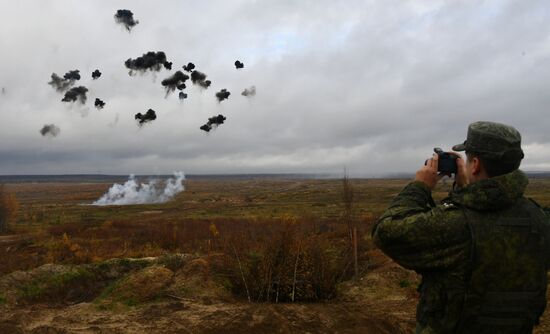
[
  {"xmin": 18, "ymin": 268, "xmax": 96, "ymax": 302},
  {"xmin": 398, "ymin": 279, "xmax": 412, "ymax": 288}
]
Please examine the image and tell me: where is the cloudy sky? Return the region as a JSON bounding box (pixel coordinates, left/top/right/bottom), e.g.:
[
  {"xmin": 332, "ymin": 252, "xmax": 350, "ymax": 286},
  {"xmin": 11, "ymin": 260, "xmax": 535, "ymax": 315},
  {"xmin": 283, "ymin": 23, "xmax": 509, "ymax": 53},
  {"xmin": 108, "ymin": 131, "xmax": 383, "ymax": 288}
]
[{"xmin": 0, "ymin": 0, "xmax": 549, "ymax": 176}]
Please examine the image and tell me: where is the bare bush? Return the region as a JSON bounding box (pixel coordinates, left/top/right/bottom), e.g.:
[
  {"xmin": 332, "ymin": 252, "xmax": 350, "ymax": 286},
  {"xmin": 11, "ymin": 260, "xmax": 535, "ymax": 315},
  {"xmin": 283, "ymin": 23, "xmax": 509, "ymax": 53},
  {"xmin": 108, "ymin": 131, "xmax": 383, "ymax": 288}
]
[{"xmin": 0, "ymin": 184, "xmax": 19, "ymax": 234}]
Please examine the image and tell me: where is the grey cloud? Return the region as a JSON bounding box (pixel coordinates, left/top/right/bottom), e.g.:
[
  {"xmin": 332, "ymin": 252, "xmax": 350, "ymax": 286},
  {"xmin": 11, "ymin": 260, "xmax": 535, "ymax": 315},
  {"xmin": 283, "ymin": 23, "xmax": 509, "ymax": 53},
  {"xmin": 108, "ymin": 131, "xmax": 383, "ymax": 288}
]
[{"xmin": 0, "ymin": 0, "xmax": 549, "ymax": 175}]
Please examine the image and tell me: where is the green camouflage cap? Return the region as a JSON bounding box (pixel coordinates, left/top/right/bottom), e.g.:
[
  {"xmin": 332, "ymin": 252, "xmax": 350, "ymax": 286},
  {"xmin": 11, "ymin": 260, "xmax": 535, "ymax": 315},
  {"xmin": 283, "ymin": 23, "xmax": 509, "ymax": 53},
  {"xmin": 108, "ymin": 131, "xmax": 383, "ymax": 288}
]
[{"xmin": 452, "ymin": 121, "xmax": 524, "ymax": 161}]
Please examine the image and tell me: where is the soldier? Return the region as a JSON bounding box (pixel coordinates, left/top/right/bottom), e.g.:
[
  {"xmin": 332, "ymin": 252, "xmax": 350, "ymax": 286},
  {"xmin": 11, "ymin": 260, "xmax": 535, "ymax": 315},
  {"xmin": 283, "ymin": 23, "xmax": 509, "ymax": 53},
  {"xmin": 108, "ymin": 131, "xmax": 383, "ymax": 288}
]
[{"xmin": 372, "ymin": 121, "xmax": 550, "ymax": 333}]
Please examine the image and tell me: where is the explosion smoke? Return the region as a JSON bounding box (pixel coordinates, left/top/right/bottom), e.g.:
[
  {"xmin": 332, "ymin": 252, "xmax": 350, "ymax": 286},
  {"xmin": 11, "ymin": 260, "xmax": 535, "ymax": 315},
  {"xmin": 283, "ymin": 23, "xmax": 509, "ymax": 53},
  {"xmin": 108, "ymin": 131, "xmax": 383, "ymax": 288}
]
[
  {"xmin": 114, "ymin": 9, "xmax": 139, "ymax": 31},
  {"xmin": 92, "ymin": 172, "xmax": 185, "ymax": 205},
  {"xmin": 179, "ymin": 92, "xmax": 187, "ymax": 100},
  {"xmin": 48, "ymin": 70, "xmax": 81, "ymax": 92},
  {"xmin": 135, "ymin": 108, "xmax": 157, "ymax": 125},
  {"xmin": 62, "ymin": 86, "xmax": 88, "ymax": 104},
  {"xmin": 163, "ymin": 61, "xmax": 173, "ymax": 70},
  {"xmin": 95, "ymin": 98, "xmax": 106, "ymax": 109},
  {"xmin": 40, "ymin": 124, "xmax": 60, "ymax": 137},
  {"xmin": 161, "ymin": 71, "xmax": 189, "ymax": 95},
  {"xmin": 92, "ymin": 69, "xmax": 102, "ymax": 80},
  {"xmin": 215, "ymin": 89, "xmax": 230, "ymax": 102},
  {"xmin": 190, "ymin": 70, "xmax": 211, "ymax": 88},
  {"xmin": 241, "ymin": 85, "xmax": 256, "ymax": 97},
  {"xmin": 63, "ymin": 70, "xmax": 81, "ymax": 81},
  {"xmin": 183, "ymin": 62, "xmax": 195, "ymax": 72},
  {"xmin": 125, "ymin": 51, "xmax": 168, "ymax": 74},
  {"xmin": 234, "ymin": 60, "xmax": 244, "ymax": 69},
  {"xmin": 200, "ymin": 114, "xmax": 226, "ymax": 132}
]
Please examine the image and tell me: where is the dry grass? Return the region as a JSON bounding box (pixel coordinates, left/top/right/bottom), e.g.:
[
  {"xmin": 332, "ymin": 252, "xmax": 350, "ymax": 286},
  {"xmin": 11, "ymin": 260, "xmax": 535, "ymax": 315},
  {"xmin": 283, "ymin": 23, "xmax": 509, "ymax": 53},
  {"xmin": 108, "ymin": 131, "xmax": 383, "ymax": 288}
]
[{"xmin": 2, "ymin": 177, "xmax": 549, "ymax": 302}]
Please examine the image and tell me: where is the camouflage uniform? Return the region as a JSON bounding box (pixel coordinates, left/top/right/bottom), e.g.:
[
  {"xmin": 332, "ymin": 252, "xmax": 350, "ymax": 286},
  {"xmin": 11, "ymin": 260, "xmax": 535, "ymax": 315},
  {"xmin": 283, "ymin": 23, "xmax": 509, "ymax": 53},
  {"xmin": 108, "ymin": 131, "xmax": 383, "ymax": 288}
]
[{"xmin": 372, "ymin": 122, "xmax": 550, "ymax": 333}]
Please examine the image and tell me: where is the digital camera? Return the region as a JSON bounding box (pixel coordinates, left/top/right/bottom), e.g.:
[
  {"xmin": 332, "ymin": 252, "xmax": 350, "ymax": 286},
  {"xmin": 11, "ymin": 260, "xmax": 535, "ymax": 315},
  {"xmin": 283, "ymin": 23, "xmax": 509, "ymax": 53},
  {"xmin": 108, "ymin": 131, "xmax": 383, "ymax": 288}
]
[{"xmin": 433, "ymin": 147, "xmax": 458, "ymax": 174}]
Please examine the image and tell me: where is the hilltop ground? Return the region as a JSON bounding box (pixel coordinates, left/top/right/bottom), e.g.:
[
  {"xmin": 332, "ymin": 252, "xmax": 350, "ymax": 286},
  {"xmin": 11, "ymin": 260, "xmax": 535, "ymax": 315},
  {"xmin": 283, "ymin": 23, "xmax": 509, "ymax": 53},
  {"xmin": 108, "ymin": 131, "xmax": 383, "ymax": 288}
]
[{"xmin": 1, "ymin": 177, "xmax": 550, "ymax": 333}]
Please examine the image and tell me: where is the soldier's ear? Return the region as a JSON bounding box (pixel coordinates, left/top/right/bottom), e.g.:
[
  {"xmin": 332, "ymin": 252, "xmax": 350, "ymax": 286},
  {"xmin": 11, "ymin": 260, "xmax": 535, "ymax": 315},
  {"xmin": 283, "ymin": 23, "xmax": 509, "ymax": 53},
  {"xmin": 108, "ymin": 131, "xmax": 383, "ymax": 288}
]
[{"xmin": 471, "ymin": 157, "xmax": 482, "ymax": 175}]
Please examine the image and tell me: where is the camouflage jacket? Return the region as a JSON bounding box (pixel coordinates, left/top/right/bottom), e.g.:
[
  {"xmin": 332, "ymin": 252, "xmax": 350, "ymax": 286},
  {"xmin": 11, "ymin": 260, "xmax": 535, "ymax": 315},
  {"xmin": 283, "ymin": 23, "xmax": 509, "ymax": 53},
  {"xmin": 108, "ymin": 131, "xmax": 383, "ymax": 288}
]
[{"xmin": 372, "ymin": 170, "xmax": 550, "ymax": 333}]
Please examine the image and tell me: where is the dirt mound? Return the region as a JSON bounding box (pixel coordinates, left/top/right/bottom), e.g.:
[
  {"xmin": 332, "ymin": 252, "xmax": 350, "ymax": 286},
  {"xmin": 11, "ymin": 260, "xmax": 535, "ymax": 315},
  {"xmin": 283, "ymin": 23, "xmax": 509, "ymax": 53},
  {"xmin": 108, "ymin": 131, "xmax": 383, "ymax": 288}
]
[{"xmin": 100, "ymin": 266, "xmax": 174, "ymax": 305}]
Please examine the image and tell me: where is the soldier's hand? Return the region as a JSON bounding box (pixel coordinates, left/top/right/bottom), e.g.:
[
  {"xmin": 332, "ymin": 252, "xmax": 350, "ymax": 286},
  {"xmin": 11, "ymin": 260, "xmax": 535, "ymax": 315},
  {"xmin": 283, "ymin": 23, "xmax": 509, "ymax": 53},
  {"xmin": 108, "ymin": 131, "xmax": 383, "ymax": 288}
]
[
  {"xmin": 415, "ymin": 153, "xmax": 444, "ymax": 190},
  {"xmin": 448, "ymin": 152, "xmax": 468, "ymax": 188}
]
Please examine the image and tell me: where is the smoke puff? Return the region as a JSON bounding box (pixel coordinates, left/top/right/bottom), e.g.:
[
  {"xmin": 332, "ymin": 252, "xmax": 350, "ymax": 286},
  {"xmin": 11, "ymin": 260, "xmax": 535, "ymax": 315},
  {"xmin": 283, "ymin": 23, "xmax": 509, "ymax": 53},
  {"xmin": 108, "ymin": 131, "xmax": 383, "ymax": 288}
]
[
  {"xmin": 241, "ymin": 86, "xmax": 256, "ymax": 97},
  {"xmin": 95, "ymin": 98, "xmax": 106, "ymax": 109},
  {"xmin": 183, "ymin": 62, "xmax": 195, "ymax": 72},
  {"xmin": 114, "ymin": 9, "xmax": 139, "ymax": 31},
  {"xmin": 40, "ymin": 124, "xmax": 60, "ymax": 137},
  {"xmin": 161, "ymin": 71, "xmax": 189, "ymax": 95},
  {"xmin": 208, "ymin": 114, "xmax": 226, "ymax": 125},
  {"xmin": 92, "ymin": 69, "xmax": 102, "ymax": 80},
  {"xmin": 200, "ymin": 124, "xmax": 211, "ymax": 132},
  {"xmin": 179, "ymin": 92, "xmax": 187, "ymax": 100},
  {"xmin": 48, "ymin": 72, "xmax": 78, "ymax": 92},
  {"xmin": 190, "ymin": 70, "xmax": 206, "ymax": 82},
  {"xmin": 92, "ymin": 172, "xmax": 185, "ymax": 205},
  {"xmin": 200, "ymin": 114, "xmax": 226, "ymax": 132},
  {"xmin": 135, "ymin": 108, "xmax": 157, "ymax": 125},
  {"xmin": 62, "ymin": 86, "xmax": 88, "ymax": 104},
  {"xmin": 125, "ymin": 51, "xmax": 168, "ymax": 74},
  {"xmin": 234, "ymin": 60, "xmax": 244, "ymax": 69},
  {"xmin": 63, "ymin": 70, "xmax": 81, "ymax": 81},
  {"xmin": 163, "ymin": 61, "xmax": 173, "ymax": 70},
  {"xmin": 190, "ymin": 70, "xmax": 211, "ymax": 88},
  {"xmin": 215, "ymin": 89, "xmax": 230, "ymax": 102}
]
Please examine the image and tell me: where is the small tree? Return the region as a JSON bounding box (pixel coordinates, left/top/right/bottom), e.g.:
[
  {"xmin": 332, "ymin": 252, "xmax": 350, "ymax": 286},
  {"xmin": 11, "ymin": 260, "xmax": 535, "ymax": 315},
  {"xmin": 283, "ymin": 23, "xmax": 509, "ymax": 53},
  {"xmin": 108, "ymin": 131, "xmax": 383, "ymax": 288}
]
[
  {"xmin": 342, "ymin": 169, "xmax": 354, "ymax": 241},
  {"xmin": 341, "ymin": 169, "xmax": 358, "ymax": 280},
  {"xmin": 0, "ymin": 184, "xmax": 19, "ymax": 234}
]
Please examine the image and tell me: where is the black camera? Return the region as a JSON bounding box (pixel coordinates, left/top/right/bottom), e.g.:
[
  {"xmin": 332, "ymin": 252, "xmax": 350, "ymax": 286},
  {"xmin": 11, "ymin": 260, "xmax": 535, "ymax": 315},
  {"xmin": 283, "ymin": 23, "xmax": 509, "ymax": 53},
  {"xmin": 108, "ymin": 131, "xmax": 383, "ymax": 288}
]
[{"xmin": 431, "ymin": 147, "xmax": 457, "ymax": 174}]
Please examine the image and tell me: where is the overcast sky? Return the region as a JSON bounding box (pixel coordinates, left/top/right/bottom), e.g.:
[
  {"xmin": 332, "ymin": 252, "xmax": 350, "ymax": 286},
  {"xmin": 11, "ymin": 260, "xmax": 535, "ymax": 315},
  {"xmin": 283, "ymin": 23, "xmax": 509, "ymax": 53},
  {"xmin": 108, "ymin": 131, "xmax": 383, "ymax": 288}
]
[{"xmin": 0, "ymin": 0, "xmax": 549, "ymax": 176}]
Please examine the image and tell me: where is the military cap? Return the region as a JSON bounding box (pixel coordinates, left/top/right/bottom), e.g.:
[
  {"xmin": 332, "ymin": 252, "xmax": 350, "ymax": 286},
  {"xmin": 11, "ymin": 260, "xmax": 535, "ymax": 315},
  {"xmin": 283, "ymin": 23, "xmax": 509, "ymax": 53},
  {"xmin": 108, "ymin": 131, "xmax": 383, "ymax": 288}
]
[{"xmin": 452, "ymin": 121, "xmax": 524, "ymax": 161}]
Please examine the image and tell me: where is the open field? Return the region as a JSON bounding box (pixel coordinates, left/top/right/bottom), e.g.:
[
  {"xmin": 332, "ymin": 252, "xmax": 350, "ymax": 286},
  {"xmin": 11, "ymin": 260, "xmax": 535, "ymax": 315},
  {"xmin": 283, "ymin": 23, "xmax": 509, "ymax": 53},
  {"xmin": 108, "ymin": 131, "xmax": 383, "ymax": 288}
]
[{"xmin": 1, "ymin": 176, "xmax": 550, "ymax": 333}]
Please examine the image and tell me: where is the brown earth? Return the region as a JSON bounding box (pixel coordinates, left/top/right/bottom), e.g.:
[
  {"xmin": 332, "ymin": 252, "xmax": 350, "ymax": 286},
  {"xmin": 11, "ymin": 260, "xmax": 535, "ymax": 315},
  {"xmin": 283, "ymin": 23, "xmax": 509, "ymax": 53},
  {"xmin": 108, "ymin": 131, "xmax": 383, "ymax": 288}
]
[
  {"xmin": 2, "ymin": 178, "xmax": 550, "ymax": 333},
  {"xmin": 1, "ymin": 249, "xmax": 550, "ymax": 333}
]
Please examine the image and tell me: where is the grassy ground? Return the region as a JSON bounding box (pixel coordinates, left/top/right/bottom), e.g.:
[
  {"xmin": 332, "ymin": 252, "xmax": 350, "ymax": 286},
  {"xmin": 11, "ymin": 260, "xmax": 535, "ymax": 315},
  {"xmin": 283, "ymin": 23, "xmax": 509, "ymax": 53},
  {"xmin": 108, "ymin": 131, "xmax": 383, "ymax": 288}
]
[{"xmin": 1, "ymin": 177, "xmax": 550, "ymax": 333}]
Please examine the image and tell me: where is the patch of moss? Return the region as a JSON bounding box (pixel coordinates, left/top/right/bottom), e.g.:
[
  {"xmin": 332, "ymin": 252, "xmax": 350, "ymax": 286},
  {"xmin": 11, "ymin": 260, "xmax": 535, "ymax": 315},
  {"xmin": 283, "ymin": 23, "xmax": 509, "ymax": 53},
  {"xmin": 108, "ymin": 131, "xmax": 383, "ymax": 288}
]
[
  {"xmin": 18, "ymin": 268, "xmax": 96, "ymax": 302},
  {"xmin": 399, "ymin": 279, "xmax": 412, "ymax": 288},
  {"xmin": 0, "ymin": 294, "xmax": 6, "ymax": 305}
]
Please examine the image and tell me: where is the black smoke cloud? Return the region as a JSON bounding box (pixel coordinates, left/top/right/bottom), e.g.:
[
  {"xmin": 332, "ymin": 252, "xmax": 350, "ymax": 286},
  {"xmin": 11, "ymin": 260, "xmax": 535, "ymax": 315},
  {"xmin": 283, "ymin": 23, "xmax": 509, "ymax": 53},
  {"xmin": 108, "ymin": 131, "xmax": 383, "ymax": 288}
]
[
  {"xmin": 179, "ymin": 92, "xmax": 187, "ymax": 100},
  {"xmin": 183, "ymin": 62, "xmax": 195, "ymax": 72},
  {"xmin": 95, "ymin": 98, "xmax": 106, "ymax": 109},
  {"xmin": 200, "ymin": 114, "xmax": 227, "ymax": 132},
  {"xmin": 114, "ymin": 9, "xmax": 139, "ymax": 31},
  {"xmin": 215, "ymin": 89, "xmax": 230, "ymax": 102},
  {"xmin": 163, "ymin": 62, "xmax": 173, "ymax": 70},
  {"xmin": 161, "ymin": 71, "xmax": 189, "ymax": 95},
  {"xmin": 92, "ymin": 69, "xmax": 102, "ymax": 80},
  {"xmin": 135, "ymin": 109, "xmax": 157, "ymax": 125},
  {"xmin": 61, "ymin": 86, "xmax": 88, "ymax": 104},
  {"xmin": 63, "ymin": 70, "xmax": 81, "ymax": 81},
  {"xmin": 48, "ymin": 70, "xmax": 81, "ymax": 92},
  {"xmin": 234, "ymin": 60, "xmax": 244, "ymax": 69},
  {"xmin": 190, "ymin": 70, "xmax": 211, "ymax": 88},
  {"xmin": 40, "ymin": 124, "xmax": 60, "ymax": 137},
  {"xmin": 241, "ymin": 86, "xmax": 256, "ymax": 97},
  {"xmin": 125, "ymin": 51, "xmax": 168, "ymax": 74}
]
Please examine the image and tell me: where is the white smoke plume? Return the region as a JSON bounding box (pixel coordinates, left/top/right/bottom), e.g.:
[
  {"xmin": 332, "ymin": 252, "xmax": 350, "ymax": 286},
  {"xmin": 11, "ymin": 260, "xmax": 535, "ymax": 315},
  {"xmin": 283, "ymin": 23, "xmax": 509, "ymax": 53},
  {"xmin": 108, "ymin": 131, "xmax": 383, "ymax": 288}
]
[{"xmin": 92, "ymin": 172, "xmax": 185, "ymax": 205}]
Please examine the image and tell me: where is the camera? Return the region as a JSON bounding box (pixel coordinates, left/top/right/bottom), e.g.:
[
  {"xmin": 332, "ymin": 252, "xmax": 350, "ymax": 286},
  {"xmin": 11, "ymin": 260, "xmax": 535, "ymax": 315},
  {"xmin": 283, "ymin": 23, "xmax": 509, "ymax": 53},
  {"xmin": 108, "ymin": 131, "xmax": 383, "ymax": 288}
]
[{"xmin": 431, "ymin": 147, "xmax": 458, "ymax": 174}]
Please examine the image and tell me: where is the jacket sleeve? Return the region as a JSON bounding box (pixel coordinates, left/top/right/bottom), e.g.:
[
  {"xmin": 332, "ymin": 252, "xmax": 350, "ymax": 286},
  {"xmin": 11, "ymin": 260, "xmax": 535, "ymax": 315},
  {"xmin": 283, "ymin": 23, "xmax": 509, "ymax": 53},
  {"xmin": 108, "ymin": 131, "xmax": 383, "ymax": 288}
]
[
  {"xmin": 543, "ymin": 208, "xmax": 550, "ymax": 269},
  {"xmin": 372, "ymin": 181, "xmax": 470, "ymax": 272}
]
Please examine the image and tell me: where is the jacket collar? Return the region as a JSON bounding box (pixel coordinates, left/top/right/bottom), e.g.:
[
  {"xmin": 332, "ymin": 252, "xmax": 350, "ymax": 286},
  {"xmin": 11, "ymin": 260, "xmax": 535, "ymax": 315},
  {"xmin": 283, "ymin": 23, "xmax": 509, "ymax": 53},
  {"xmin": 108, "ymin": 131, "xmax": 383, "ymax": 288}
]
[{"xmin": 450, "ymin": 170, "xmax": 528, "ymax": 211}]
